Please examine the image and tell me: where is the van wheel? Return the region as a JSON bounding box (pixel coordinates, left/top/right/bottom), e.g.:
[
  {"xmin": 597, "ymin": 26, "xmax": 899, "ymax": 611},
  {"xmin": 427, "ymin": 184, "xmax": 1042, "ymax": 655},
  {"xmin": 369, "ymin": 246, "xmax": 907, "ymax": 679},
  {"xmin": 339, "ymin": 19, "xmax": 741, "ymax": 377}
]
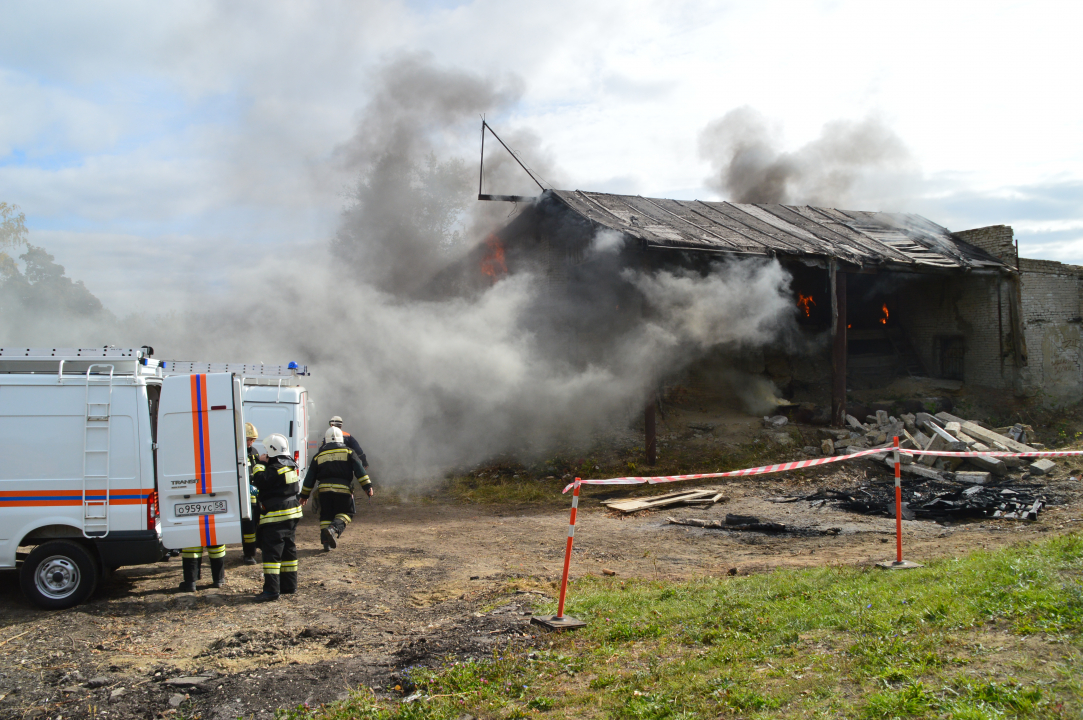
[{"xmin": 20, "ymin": 541, "xmax": 98, "ymax": 610}]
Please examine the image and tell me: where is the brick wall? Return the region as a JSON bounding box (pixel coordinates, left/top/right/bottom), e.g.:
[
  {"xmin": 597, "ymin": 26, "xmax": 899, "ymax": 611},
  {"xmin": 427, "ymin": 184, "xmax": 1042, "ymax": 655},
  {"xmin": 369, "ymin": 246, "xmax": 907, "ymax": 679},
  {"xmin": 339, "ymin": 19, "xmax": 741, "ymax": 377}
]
[
  {"xmin": 894, "ymin": 273, "xmax": 1015, "ymax": 389},
  {"xmin": 1017, "ymin": 258, "xmax": 1083, "ymax": 404},
  {"xmin": 954, "ymin": 225, "xmax": 1017, "ymax": 267}
]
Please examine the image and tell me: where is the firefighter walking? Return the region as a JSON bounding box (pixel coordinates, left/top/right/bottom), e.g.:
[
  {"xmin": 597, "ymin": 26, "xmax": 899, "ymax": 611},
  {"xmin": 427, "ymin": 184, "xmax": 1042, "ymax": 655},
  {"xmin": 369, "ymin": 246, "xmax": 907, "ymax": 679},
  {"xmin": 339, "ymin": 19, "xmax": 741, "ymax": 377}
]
[
  {"xmin": 251, "ymin": 433, "xmax": 302, "ymax": 601},
  {"xmin": 241, "ymin": 422, "xmax": 261, "ymax": 565},
  {"xmin": 301, "ymin": 426, "xmax": 373, "ymax": 551}
]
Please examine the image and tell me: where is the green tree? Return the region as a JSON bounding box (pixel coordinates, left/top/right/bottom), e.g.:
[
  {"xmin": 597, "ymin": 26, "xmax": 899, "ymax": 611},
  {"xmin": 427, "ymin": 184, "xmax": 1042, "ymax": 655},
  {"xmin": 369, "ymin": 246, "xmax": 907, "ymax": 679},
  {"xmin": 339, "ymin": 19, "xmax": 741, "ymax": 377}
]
[
  {"xmin": 0, "ymin": 202, "xmax": 28, "ymax": 259},
  {"xmin": 0, "ymin": 244, "xmax": 110, "ymax": 317}
]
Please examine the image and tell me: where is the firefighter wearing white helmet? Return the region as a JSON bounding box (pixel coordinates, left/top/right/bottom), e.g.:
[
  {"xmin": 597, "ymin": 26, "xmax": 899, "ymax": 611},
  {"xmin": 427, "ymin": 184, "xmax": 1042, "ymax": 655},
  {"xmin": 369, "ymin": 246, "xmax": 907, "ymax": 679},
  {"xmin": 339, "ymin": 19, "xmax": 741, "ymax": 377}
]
[
  {"xmin": 250, "ymin": 433, "xmax": 302, "ymax": 601},
  {"xmin": 326, "ymin": 416, "xmax": 368, "ymax": 467},
  {"xmin": 240, "ymin": 422, "xmax": 261, "ymax": 564},
  {"xmin": 301, "ymin": 426, "xmax": 372, "ymax": 551}
]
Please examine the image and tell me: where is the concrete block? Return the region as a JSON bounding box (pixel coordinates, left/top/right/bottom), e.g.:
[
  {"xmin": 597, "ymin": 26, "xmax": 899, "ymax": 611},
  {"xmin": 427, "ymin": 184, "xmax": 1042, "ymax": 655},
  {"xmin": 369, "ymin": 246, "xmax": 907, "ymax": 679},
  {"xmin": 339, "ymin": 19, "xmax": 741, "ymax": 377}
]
[
  {"xmin": 955, "ymin": 471, "xmax": 991, "ymax": 485},
  {"xmin": 1029, "ymin": 458, "xmax": 1056, "ymax": 476}
]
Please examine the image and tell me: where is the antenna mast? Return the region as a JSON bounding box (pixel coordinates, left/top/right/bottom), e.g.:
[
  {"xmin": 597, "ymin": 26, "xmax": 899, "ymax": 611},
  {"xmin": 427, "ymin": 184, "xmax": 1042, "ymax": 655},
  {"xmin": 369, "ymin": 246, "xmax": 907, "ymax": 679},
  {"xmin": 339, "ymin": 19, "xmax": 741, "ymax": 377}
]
[{"xmin": 478, "ymin": 119, "xmax": 545, "ymax": 202}]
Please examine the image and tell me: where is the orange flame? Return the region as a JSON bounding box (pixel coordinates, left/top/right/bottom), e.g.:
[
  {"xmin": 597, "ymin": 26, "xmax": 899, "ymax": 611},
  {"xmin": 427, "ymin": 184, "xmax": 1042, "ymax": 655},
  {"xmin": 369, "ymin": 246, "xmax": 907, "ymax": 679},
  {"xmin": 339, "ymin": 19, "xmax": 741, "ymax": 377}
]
[
  {"xmin": 796, "ymin": 294, "xmax": 816, "ymax": 317},
  {"xmin": 480, "ymin": 234, "xmax": 507, "ymax": 280},
  {"xmin": 880, "ymin": 303, "xmax": 889, "ymax": 325}
]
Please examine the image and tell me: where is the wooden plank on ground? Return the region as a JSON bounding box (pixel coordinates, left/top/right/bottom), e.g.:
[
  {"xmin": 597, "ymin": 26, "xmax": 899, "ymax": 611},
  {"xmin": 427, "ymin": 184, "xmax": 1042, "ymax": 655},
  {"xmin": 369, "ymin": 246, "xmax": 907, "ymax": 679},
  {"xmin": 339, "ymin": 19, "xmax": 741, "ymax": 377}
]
[{"xmin": 604, "ymin": 489, "xmax": 717, "ymax": 513}]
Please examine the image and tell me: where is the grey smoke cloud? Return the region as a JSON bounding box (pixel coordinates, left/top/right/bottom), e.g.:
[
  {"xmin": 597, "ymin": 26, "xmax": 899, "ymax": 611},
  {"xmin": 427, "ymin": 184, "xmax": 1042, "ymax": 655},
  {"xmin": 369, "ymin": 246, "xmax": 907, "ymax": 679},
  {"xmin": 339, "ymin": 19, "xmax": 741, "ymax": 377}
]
[
  {"xmin": 699, "ymin": 106, "xmax": 914, "ymax": 207},
  {"xmin": 1, "ymin": 58, "xmax": 801, "ymax": 483}
]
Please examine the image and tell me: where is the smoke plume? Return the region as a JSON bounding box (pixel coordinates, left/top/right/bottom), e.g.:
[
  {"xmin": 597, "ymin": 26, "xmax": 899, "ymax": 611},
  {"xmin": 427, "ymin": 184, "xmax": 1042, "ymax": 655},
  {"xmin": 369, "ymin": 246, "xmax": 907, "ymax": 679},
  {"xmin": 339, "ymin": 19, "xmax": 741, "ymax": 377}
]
[
  {"xmin": 1, "ymin": 59, "xmax": 802, "ymax": 484},
  {"xmin": 699, "ymin": 106, "xmax": 914, "ymax": 207}
]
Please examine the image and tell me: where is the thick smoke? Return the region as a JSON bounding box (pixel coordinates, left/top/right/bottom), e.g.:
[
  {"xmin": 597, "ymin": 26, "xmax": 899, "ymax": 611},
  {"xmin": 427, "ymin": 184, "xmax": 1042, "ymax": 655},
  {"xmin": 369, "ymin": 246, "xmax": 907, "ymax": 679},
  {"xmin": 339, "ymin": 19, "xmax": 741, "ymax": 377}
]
[
  {"xmin": 699, "ymin": 106, "xmax": 914, "ymax": 207},
  {"xmin": 1, "ymin": 58, "xmax": 801, "ymax": 484}
]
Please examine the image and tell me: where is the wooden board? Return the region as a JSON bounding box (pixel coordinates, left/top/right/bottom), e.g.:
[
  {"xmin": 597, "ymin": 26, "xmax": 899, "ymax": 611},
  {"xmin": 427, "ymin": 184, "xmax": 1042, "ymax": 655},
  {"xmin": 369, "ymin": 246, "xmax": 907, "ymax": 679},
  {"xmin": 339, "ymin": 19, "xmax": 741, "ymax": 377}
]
[{"xmin": 604, "ymin": 489, "xmax": 717, "ymax": 513}]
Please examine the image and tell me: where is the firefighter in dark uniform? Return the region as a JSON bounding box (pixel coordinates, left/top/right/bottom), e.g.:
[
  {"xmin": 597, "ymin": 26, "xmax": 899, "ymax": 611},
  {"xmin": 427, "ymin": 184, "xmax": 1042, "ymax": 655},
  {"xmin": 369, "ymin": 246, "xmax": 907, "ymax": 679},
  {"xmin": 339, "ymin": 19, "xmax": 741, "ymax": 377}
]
[
  {"xmin": 241, "ymin": 422, "xmax": 261, "ymax": 565},
  {"xmin": 327, "ymin": 416, "xmax": 369, "ymax": 468},
  {"xmin": 301, "ymin": 426, "xmax": 372, "ymax": 551},
  {"xmin": 251, "ymin": 433, "xmax": 302, "ymax": 601}
]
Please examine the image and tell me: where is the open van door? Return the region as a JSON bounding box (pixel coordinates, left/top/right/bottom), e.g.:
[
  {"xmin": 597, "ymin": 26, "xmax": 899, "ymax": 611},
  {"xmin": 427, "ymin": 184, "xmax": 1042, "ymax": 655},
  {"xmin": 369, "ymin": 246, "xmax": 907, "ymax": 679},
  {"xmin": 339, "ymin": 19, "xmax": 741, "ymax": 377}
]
[{"xmin": 157, "ymin": 373, "xmax": 246, "ymax": 550}]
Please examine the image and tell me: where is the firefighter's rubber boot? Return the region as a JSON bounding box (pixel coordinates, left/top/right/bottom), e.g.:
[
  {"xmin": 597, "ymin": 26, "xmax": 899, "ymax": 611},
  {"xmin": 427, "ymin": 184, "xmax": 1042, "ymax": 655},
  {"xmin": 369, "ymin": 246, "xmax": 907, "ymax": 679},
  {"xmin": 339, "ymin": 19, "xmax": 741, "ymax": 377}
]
[
  {"xmin": 242, "ymin": 553, "xmax": 258, "ymax": 565},
  {"xmin": 177, "ymin": 557, "xmax": 198, "ymax": 592},
  {"xmin": 320, "ymin": 527, "xmax": 337, "ymax": 550},
  {"xmin": 256, "ymin": 574, "xmax": 280, "ymax": 602},
  {"xmin": 210, "ymin": 557, "xmax": 226, "ymax": 588},
  {"xmin": 280, "ymin": 569, "xmax": 297, "ymax": 595},
  {"xmin": 332, "ymin": 517, "xmax": 348, "ymax": 539}
]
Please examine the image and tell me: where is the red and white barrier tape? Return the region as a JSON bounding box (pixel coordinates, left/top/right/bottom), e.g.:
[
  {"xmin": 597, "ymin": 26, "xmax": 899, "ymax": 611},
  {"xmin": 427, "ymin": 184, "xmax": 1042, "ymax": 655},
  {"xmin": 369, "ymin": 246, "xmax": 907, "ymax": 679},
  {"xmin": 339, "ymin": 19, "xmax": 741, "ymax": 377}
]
[{"xmin": 562, "ymin": 446, "xmax": 1083, "ymax": 493}]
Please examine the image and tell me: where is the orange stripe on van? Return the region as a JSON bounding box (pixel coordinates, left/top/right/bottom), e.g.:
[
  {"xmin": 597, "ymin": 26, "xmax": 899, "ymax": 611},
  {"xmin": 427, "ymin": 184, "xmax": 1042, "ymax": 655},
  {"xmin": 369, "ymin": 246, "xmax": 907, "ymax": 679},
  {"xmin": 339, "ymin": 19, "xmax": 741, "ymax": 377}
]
[{"xmin": 199, "ymin": 378, "xmax": 212, "ymax": 494}]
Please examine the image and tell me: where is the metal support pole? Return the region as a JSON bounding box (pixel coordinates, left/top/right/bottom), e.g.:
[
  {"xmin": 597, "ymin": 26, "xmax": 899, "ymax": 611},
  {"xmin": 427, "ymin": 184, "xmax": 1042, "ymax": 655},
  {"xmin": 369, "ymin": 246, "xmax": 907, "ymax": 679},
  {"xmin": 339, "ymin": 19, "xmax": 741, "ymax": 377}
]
[
  {"xmin": 831, "ymin": 263, "xmax": 848, "ymax": 427},
  {"xmin": 645, "ymin": 398, "xmax": 656, "ymax": 466}
]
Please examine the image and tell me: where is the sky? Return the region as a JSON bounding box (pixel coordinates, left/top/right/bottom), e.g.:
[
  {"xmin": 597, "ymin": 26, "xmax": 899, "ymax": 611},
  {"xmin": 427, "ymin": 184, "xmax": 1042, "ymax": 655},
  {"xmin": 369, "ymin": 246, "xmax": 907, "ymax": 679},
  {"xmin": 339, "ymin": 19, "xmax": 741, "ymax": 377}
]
[{"xmin": 1, "ymin": 0, "xmax": 1082, "ymax": 314}]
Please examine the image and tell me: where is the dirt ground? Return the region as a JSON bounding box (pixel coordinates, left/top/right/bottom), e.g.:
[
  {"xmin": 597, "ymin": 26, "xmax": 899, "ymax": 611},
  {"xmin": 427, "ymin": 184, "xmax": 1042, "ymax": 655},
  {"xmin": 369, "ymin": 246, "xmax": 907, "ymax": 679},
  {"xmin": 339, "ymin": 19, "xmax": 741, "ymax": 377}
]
[{"xmin": 2, "ymin": 435, "xmax": 1081, "ymax": 720}]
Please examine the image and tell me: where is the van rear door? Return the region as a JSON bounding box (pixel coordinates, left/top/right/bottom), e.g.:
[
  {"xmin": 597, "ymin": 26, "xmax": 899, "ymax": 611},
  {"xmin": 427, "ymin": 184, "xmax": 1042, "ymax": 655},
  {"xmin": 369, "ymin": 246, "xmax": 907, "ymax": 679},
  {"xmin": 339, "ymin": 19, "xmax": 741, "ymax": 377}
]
[{"xmin": 157, "ymin": 373, "xmax": 245, "ymax": 550}]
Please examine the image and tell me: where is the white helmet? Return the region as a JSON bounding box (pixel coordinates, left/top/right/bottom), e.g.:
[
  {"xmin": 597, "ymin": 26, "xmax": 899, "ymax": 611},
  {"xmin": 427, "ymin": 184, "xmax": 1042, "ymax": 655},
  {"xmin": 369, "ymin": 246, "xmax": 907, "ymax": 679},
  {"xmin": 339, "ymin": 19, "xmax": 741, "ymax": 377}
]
[
  {"xmin": 263, "ymin": 434, "xmax": 290, "ymax": 458},
  {"xmin": 329, "ymin": 416, "xmax": 343, "ymax": 427},
  {"xmin": 324, "ymin": 427, "xmax": 344, "ymax": 444}
]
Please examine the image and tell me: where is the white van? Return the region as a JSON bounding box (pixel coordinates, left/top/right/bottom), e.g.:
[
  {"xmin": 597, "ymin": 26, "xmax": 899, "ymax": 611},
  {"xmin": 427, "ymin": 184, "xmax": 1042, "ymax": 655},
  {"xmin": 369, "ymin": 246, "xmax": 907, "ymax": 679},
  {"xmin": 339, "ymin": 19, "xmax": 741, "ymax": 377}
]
[
  {"xmin": 0, "ymin": 348, "xmax": 249, "ymax": 609},
  {"xmin": 161, "ymin": 361, "xmax": 313, "ymax": 475}
]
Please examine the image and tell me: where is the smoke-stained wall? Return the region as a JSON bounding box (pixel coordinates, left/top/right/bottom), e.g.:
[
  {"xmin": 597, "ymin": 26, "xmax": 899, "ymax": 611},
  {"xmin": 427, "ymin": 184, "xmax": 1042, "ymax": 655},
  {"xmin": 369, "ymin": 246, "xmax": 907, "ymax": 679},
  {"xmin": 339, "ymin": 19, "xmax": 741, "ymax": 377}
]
[
  {"xmin": 1017, "ymin": 257, "xmax": 1083, "ymax": 405},
  {"xmin": 893, "ymin": 273, "xmax": 1018, "ymax": 390}
]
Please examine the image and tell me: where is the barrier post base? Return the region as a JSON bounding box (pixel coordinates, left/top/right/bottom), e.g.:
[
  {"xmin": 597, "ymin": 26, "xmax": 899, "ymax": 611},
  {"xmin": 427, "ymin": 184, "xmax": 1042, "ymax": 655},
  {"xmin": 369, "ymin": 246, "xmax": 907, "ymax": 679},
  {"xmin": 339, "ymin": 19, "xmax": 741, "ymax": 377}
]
[
  {"xmin": 531, "ymin": 615, "xmax": 587, "ymax": 631},
  {"xmin": 876, "ymin": 559, "xmax": 923, "ymax": 570}
]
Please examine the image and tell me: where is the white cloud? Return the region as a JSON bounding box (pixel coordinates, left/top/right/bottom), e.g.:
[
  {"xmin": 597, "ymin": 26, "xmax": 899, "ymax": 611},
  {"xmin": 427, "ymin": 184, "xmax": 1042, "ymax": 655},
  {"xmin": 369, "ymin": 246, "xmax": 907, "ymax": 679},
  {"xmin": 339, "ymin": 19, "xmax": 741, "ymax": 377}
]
[{"xmin": 0, "ymin": 0, "xmax": 1081, "ymax": 312}]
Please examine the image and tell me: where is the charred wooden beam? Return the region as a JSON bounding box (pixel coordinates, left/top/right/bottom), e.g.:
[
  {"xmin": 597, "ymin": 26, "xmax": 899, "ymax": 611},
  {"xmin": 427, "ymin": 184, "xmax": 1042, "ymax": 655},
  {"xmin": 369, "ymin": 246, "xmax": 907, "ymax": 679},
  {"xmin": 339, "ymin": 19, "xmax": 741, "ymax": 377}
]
[
  {"xmin": 645, "ymin": 397, "xmax": 657, "ymax": 466},
  {"xmin": 831, "ymin": 262, "xmax": 848, "ymax": 426},
  {"xmin": 478, "ymin": 194, "xmax": 536, "ymax": 202}
]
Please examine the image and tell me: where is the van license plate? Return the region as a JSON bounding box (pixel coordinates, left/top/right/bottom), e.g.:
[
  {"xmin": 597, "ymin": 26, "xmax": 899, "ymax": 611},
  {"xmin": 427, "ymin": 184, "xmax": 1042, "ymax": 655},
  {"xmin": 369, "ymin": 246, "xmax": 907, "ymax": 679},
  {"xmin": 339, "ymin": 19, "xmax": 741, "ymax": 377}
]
[{"xmin": 175, "ymin": 500, "xmax": 227, "ymax": 517}]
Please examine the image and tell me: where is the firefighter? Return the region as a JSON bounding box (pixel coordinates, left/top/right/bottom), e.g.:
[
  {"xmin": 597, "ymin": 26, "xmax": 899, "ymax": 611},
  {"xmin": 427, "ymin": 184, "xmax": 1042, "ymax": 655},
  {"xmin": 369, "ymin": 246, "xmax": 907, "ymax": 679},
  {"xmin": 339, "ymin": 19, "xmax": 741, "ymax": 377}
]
[
  {"xmin": 177, "ymin": 544, "xmax": 226, "ymax": 592},
  {"xmin": 251, "ymin": 433, "xmax": 302, "ymax": 601},
  {"xmin": 327, "ymin": 416, "xmax": 369, "ymax": 469},
  {"xmin": 301, "ymin": 426, "xmax": 373, "ymax": 551},
  {"xmin": 241, "ymin": 422, "xmax": 261, "ymax": 565}
]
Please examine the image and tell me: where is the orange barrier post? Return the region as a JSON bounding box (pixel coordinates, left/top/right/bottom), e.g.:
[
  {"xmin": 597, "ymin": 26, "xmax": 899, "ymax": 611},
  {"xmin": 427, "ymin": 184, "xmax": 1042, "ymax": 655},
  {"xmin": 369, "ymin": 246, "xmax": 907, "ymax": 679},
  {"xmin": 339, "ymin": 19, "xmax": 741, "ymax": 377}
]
[
  {"xmin": 532, "ymin": 479, "xmax": 587, "ymax": 630},
  {"xmin": 878, "ymin": 436, "xmax": 922, "ymax": 570}
]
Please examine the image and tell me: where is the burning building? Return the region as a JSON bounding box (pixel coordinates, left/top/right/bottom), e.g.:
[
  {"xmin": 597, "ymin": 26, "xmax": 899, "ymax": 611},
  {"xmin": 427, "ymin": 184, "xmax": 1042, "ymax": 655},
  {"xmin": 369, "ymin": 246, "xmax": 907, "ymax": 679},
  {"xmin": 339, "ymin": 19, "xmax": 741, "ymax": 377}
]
[{"xmin": 476, "ymin": 190, "xmax": 1082, "ymax": 432}]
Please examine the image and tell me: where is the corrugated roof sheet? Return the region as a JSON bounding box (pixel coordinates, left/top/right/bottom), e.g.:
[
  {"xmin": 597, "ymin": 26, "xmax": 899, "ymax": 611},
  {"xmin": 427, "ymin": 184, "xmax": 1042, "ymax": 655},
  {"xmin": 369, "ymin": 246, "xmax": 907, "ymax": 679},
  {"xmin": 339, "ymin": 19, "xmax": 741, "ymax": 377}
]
[{"xmin": 549, "ymin": 190, "xmax": 1005, "ymax": 271}]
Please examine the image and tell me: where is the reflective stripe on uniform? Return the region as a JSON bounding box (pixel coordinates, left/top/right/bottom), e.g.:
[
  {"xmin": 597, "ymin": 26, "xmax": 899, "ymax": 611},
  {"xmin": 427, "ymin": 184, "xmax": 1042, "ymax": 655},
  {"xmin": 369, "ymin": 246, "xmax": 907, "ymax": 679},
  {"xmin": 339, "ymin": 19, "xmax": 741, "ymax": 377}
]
[
  {"xmin": 263, "ymin": 562, "xmax": 281, "ymax": 574},
  {"xmin": 253, "ymin": 464, "xmax": 266, "ymax": 474},
  {"xmin": 316, "ymin": 449, "xmax": 350, "ymax": 464},
  {"xmin": 259, "ymin": 506, "xmax": 303, "ymax": 525},
  {"xmin": 335, "ymin": 513, "xmax": 352, "ymax": 525},
  {"xmin": 320, "ymin": 520, "xmax": 332, "ymax": 528},
  {"xmin": 207, "ymin": 545, "xmax": 226, "ymax": 559},
  {"xmin": 181, "ymin": 547, "xmax": 203, "ymax": 558},
  {"xmin": 243, "ymin": 533, "xmax": 256, "ymax": 544},
  {"xmin": 280, "ymin": 560, "xmax": 298, "ymax": 573},
  {"xmin": 316, "ymin": 483, "xmax": 353, "ymax": 494}
]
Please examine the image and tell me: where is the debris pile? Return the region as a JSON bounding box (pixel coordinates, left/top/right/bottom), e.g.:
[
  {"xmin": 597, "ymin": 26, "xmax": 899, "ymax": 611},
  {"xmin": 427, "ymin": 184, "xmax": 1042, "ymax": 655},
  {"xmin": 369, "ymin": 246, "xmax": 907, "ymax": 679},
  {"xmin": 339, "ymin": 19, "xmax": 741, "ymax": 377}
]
[
  {"xmin": 801, "ymin": 411, "xmax": 1061, "ymax": 522},
  {"xmin": 806, "ymin": 481, "xmax": 1051, "ymax": 521},
  {"xmin": 604, "ymin": 488, "xmax": 728, "ymax": 514}
]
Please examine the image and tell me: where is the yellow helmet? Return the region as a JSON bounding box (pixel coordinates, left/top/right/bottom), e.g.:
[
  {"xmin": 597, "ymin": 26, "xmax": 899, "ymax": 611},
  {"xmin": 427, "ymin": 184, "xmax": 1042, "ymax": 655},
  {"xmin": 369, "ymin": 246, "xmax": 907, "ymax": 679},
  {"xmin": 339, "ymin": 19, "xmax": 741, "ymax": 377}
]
[{"xmin": 244, "ymin": 422, "xmax": 258, "ymax": 440}]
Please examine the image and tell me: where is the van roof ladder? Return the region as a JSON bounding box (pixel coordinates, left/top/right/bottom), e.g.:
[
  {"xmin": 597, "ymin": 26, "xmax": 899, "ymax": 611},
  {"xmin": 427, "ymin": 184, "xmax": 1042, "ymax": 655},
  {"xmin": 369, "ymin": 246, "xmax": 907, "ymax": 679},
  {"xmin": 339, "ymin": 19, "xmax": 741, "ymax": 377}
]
[{"xmin": 82, "ymin": 364, "xmax": 114, "ymax": 538}]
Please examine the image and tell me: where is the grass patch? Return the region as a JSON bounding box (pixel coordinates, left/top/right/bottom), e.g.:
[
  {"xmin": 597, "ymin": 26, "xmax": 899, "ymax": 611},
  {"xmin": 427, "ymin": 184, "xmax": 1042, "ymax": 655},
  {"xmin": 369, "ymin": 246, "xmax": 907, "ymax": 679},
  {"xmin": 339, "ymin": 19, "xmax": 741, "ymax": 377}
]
[
  {"xmin": 448, "ymin": 473, "xmax": 569, "ymax": 504},
  {"xmin": 278, "ymin": 533, "xmax": 1083, "ymax": 719}
]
